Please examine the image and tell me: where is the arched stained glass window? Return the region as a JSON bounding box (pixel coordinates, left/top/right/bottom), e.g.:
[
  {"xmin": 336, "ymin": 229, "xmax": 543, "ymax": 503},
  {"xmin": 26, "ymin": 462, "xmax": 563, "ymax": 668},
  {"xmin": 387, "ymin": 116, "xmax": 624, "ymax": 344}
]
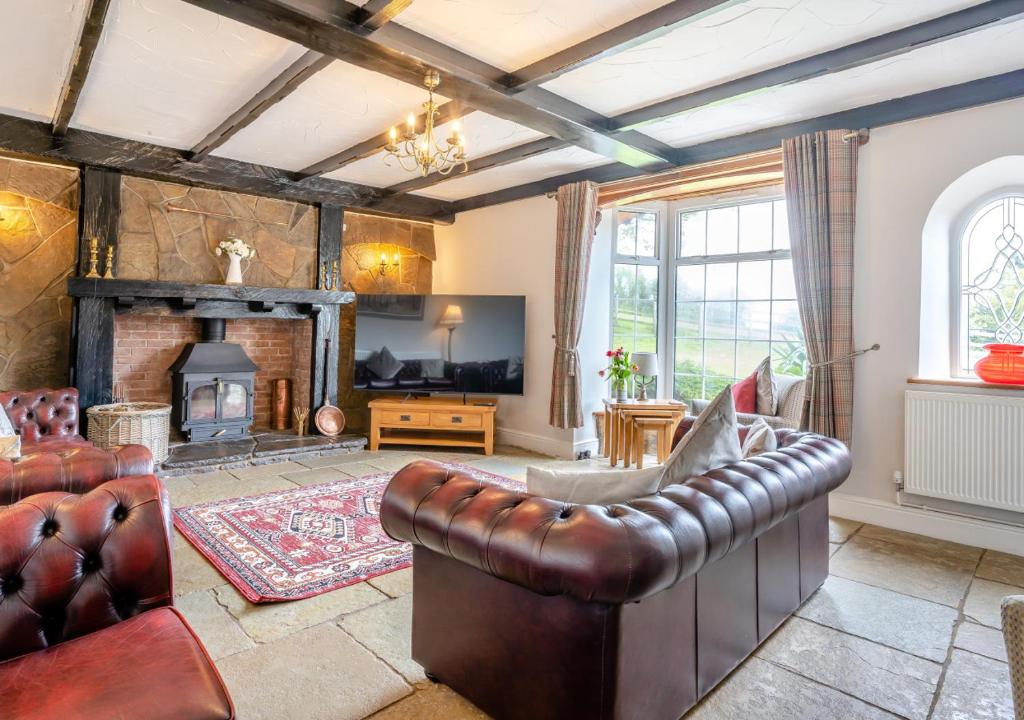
[{"xmin": 959, "ymin": 195, "xmax": 1024, "ymax": 375}]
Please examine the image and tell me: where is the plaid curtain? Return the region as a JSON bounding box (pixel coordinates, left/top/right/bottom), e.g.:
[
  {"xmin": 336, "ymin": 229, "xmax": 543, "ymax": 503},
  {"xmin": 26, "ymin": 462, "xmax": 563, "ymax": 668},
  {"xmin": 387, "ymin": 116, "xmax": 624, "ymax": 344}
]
[
  {"xmin": 783, "ymin": 130, "xmax": 859, "ymax": 445},
  {"xmin": 549, "ymin": 181, "xmax": 600, "ymax": 429}
]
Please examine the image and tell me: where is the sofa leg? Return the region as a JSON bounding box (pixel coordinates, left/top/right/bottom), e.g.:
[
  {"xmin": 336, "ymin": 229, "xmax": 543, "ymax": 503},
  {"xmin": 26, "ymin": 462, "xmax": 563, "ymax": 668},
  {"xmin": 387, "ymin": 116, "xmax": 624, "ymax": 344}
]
[{"xmin": 425, "ymin": 671, "xmax": 441, "ymax": 684}]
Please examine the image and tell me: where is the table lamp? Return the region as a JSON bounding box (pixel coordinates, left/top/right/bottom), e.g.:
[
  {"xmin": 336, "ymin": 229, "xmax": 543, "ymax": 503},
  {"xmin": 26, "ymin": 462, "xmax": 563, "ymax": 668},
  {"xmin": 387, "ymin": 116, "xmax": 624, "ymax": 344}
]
[
  {"xmin": 632, "ymin": 352, "xmax": 658, "ymax": 401},
  {"xmin": 439, "ymin": 304, "xmax": 464, "ymax": 361}
]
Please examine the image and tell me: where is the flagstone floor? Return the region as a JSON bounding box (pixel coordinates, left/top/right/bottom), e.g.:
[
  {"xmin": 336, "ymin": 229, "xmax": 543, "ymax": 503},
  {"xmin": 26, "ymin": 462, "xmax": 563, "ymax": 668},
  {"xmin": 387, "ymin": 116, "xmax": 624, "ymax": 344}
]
[{"xmin": 164, "ymin": 446, "xmax": 1019, "ymax": 720}]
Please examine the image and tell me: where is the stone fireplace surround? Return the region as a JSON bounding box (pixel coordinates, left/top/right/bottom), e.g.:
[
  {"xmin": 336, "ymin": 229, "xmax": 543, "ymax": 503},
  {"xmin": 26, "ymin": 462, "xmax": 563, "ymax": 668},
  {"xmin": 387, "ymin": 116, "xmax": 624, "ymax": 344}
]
[{"xmin": 67, "ymin": 277, "xmax": 353, "ymax": 440}]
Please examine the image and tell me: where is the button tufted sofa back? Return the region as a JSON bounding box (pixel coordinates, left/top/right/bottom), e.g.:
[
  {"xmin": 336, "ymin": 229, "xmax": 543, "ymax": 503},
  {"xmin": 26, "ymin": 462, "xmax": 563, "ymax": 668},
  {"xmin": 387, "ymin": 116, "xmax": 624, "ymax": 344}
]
[
  {"xmin": 0, "ymin": 446, "xmax": 155, "ymax": 506},
  {"xmin": 381, "ymin": 430, "xmax": 850, "ymax": 604},
  {"xmin": 0, "ymin": 388, "xmax": 80, "ymax": 443},
  {"xmin": 0, "ymin": 475, "xmax": 173, "ymax": 662}
]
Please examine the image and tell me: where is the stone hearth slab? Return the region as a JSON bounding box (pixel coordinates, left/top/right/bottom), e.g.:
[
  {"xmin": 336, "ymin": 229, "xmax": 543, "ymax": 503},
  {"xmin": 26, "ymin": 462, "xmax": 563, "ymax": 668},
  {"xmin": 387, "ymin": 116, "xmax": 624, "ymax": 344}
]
[
  {"xmin": 158, "ymin": 431, "xmax": 367, "ymax": 476},
  {"xmin": 253, "ymin": 432, "xmax": 365, "ymax": 457},
  {"xmin": 163, "ymin": 438, "xmax": 256, "ymax": 469}
]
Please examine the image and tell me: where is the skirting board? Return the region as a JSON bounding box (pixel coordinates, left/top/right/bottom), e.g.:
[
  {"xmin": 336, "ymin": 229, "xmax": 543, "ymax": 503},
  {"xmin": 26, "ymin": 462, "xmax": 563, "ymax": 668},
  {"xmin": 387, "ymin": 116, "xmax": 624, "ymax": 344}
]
[
  {"xmin": 830, "ymin": 491, "xmax": 1024, "ymax": 557},
  {"xmin": 496, "ymin": 427, "xmax": 574, "ymax": 459}
]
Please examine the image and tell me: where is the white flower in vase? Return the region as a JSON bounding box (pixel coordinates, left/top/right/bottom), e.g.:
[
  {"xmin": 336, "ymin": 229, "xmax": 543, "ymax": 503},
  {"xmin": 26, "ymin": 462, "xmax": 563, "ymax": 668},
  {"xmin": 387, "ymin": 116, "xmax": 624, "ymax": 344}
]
[{"xmin": 215, "ymin": 236, "xmax": 255, "ymax": 285}]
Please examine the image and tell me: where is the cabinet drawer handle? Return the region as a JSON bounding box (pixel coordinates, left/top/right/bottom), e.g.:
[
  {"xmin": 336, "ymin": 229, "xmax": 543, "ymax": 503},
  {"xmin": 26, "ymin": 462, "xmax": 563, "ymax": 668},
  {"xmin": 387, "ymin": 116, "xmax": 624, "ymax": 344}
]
[
  {"xmin": 400, "ymin": 414, "xmax": 411, "ymax": 422},
  {"xmin": 451, "ymin": 416, "xmax": 463, "ymax": 424}
]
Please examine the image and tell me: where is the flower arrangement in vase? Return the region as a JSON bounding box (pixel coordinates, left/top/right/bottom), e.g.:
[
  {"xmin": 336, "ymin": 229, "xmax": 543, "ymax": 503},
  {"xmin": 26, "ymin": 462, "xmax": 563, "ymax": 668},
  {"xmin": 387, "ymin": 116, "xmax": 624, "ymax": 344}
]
[
  {"xmin": 215, "ymin": 236, "xmax": 256, "ymax": 285},
  {"xmin": 599, "ymin": 347, "xmax": 639, "ymax": 402}
]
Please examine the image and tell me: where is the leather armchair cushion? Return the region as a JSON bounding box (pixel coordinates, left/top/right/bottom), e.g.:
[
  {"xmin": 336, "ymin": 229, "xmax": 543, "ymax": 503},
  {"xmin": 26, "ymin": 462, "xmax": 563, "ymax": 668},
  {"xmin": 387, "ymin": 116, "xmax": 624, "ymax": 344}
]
[
  {"xmin": 0, "ymin": 389, "xmax": 80, "ymax": 444},
  {"xmin": 0, "ymin": 445, "xmax": 155, "ymax": 505},
  {"xmin": 0, "ymin": 475, "xmax": 173, "ymax": 661},
  {"xmin": 0, "ymin": 606, "xmax": 234, "ymax": 720}
]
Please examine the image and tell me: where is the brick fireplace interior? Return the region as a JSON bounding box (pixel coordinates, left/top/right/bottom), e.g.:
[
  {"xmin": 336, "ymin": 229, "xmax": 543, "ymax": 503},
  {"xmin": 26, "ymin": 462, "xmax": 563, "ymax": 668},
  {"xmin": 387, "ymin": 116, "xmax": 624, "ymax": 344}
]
[{"xmin": 113, "ymin": 315, "xmax": 312, "ymax": 430}]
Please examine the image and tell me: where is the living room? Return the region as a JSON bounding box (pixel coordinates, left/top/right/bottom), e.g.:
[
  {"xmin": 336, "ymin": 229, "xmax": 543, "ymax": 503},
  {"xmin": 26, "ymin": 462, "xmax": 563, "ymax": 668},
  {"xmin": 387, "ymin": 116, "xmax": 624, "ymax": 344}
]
[{"xmin": 1, "ymin": 1, "xmax": 1023, "ymax": 719}]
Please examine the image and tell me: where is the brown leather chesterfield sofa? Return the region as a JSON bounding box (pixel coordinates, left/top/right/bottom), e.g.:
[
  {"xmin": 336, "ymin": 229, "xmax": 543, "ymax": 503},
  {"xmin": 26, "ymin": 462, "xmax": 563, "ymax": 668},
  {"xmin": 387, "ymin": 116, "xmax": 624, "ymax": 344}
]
[
  {"xmin": 0, "ymin": 475, "xmax": 234, "ymax": 719},
  {"xmin": 0, "ymin": 388, "xmax": 153, "ymax": 502},
  {"xmin": 381, "ymin": 429, "xmax": 851, "ymax": 720}
]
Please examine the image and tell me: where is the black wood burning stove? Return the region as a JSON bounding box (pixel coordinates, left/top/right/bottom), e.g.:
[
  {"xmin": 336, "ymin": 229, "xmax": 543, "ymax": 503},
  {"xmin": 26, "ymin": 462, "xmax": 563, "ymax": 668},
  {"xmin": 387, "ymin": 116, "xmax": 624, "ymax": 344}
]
[{"xmin": 170, "ymin": 318, "xmax": 258, "ymax": 441}]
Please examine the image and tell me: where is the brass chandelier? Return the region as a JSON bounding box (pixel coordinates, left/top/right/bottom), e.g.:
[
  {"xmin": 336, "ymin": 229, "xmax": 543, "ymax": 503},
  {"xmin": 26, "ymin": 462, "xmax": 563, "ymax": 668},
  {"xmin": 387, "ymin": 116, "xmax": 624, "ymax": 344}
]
[{"xmin": 385, "ymin": 70, "xmax": 468, "ymax": 177}]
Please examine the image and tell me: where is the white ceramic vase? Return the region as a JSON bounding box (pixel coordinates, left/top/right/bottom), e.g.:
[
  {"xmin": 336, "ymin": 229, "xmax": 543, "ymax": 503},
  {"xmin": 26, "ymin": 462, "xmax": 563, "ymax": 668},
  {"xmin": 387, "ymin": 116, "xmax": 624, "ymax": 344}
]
[{"xmin": 225, "ymin": 253, "xmax": 244, "ymax": 285}]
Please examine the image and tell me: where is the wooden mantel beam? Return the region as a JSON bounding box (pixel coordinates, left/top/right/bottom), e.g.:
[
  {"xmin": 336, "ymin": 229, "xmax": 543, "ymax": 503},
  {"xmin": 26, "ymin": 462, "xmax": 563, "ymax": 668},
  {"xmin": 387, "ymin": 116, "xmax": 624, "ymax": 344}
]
[{"xmin": 53, "ymin": 0, "xmax": 113, "ymax": 136}]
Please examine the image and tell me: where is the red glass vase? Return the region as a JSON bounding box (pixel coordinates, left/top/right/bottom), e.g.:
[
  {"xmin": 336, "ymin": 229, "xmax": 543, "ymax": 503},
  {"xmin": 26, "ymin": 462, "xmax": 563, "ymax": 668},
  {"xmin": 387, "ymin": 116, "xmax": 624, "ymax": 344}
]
[{"xmin": 974, "ymin": 344, "xmax": 1024, "ymax": 384}]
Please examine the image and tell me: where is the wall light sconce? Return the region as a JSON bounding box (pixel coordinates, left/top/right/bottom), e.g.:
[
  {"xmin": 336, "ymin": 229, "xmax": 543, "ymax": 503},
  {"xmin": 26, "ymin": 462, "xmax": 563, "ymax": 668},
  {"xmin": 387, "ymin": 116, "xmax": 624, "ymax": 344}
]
[{"xmin": 377, "ymin": 247, "xmax": 401, "ymax": 275}]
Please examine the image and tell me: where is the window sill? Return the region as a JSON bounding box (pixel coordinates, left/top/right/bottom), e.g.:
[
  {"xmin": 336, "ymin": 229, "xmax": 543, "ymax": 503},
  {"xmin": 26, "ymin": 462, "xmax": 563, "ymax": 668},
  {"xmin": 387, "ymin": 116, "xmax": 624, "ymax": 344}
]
[{"xmin": 907, "ymin": 377, "xmax": 1024, "ymax": 391}]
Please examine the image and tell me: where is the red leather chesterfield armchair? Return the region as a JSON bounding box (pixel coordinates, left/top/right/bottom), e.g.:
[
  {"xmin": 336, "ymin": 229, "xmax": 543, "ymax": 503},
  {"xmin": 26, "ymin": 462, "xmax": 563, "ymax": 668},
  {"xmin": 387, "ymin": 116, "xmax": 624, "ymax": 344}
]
[
  {"xmin": 381, "ymin": 430, "xmax": 851, "ymax": 720},
  {"xmin": 0, "ymin": 388, "xmax": 153, "ymax": 502},
  {"xmin": 0, "ymin": 475, "xmax": 234, "ymax": 719}
]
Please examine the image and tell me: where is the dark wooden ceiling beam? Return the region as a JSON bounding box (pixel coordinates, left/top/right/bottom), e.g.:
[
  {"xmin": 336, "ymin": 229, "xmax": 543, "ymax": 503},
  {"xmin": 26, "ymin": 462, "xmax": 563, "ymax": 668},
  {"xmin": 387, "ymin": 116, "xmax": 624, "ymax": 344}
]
[
  {"xmin": 188, "ymin": 0, "xmax": 414, "ymax": 162},
  {"xmin": 355, "ymin": 0, "xmax": 416, "ymax": 31},
  {"xmin": 0, "ymin": 112, "xmax": 454, "ymax": 222},
  {"xmin": 616, "ymin": 0, "xmax": 1024, "ymax": 129},
  {"xmin": 379, "ymin": 0, "xmax": 1023, "ymax": 196},
  {"xmin": 180, "ymin": 0, "xmax": 677, "ymax": 170},
  {"xmin": 503, "ymin": 0, "xmax": 740, "ymax": 90},
  {"xmin": 53, "ymin": 0, "xmax": 113, "ymax": 136},
  {"xmin": 189, "ymin": 50, "xmax": 333, "ymax": 161},
  {"xmin": 444, "ymin": 69, "xmax": 1024, "ymax": 215},
  {"xmin": 295, "ymin": 99, "xmax": 464, "ymax": 178}
]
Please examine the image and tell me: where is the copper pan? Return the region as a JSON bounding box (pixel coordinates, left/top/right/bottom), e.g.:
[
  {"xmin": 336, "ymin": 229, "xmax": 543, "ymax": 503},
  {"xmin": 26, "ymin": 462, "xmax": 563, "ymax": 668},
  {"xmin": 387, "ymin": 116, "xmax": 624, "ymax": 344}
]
[{"xmin": 314, "ymin": 337, "xmax": 345, "ymax": 436}]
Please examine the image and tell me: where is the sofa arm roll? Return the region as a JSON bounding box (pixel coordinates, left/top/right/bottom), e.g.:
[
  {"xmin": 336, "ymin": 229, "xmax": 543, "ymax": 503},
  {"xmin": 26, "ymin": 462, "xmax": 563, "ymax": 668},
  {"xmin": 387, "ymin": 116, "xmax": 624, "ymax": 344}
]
[
  {"xmin": 381, "ymin": 433, "xmax": 850, "ymax": 604},
  {"xmin": 0, "ymin": 445, "xmax": 154, "ymax": 506}
]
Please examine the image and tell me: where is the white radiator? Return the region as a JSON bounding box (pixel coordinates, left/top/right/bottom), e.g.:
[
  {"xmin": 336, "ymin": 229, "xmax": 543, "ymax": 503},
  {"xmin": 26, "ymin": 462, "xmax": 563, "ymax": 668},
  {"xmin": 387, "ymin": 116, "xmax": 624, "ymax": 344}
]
[{"xmin": 905, "ymin": 390, "xmax": 1024, "ymax": 513}]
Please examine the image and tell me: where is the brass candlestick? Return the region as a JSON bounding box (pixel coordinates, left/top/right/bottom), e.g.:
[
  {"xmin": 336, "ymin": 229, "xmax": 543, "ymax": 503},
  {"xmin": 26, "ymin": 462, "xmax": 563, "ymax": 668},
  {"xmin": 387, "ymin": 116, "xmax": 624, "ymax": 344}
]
[
  {"xmin": 330, "ymin": 259, "xmax": 339, "ymax": 291},
  {"xmin": 102, "ymin": 245, "xmax": 115, "ymax": 279},
  {"xmin": 85, "ymin": 237, "xmax": 101, "ymax": 278},
  {"xmin": 320, "ymin": 262, "xmax": 330, "ymax": 290}
]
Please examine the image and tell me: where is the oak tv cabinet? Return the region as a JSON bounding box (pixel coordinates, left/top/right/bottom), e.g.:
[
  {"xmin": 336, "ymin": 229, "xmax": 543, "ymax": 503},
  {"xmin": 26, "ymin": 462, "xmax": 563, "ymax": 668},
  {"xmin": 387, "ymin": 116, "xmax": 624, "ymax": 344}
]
[{"xmin": 368, "ymin": 396, "xmax": 496, "ymax": 455}]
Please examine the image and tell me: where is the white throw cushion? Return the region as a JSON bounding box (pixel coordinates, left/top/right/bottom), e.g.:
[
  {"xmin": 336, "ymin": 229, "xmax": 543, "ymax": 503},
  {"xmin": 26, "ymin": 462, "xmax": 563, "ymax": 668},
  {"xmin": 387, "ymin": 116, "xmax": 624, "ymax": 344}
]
[
  {"xmin": 527, "ymin": 461, "xmax": 663, "ymax": 505},
  {"xmin": 659, "ymin": 385, "xmax": 742, "ymax": 489},
  {"xmin": 0, "ymin": 406, "xmax": 20, "ymax": 460},
  {"xmin": 755, "ymin": 356, "xmax": 778, "ymax": 416},
  {"xmin": 741, "ymin": 417, "xmax": 777, "ymax": 458}
]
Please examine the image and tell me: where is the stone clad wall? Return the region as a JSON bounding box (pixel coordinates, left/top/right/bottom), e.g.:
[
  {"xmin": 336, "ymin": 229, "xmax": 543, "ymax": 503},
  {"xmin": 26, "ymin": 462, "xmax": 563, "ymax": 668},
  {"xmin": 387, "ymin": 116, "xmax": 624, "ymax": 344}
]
[
  {"xmin": 117, "ymin": 177, "xmax": 317, "ymax": 288},
  {"xmin": 0, "ymin": 158, "xmax": 79, "ymax": 390},
  {"xmin": 338, "ymin": 212, "xmax": 436, "ymax": 431}
]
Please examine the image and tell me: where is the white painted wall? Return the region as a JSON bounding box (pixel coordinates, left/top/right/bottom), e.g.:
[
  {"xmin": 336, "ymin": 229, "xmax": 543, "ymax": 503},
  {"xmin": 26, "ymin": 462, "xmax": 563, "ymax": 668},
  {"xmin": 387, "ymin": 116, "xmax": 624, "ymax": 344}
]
[
  {"xmin": 849, "ymin": 96, "xmax": 1024, "ymax": 504},
  {"xmin": 433, "ymin": 196, "xmax": 574, "ymax": 457}
]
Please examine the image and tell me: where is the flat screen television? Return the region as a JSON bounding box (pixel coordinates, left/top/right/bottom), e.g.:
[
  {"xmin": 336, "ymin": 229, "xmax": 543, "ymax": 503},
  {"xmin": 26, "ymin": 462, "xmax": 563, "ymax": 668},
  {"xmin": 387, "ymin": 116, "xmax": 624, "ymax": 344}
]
[{"xmin": 353, "ymin": 294, "xmax": 526, "ymax": 395}]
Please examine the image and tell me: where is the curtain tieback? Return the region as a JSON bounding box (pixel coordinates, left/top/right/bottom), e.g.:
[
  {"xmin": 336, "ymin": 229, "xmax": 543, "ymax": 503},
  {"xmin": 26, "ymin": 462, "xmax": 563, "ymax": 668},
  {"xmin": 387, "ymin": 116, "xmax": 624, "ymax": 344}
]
[
  {"xmin": 809, "ymin": 343, "xmax": 881, "ymax": 369},
  {"xmin": 554, "ymin": 343, "xmax": 580, "ymax": 377}
]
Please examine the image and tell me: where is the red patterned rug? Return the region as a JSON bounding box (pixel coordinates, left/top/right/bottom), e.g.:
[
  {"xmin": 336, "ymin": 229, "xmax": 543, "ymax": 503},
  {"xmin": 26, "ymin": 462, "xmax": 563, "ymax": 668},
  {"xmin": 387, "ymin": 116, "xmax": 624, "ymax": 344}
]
[{"xmin": 173, "ymin": 462, "xmax": 523, "ymax": 603}]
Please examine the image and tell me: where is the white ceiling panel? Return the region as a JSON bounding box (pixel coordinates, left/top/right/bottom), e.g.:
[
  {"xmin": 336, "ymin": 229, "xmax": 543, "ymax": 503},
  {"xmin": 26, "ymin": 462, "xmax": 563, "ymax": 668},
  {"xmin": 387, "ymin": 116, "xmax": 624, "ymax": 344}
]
[
  {"xmin": 213, "ymin": 60, "xmax": 447, "ymax": 171},
  {"xmin": 71, "ymin": 0, "xmax": 307, "ymax": 149},
  {"xmin": 541, "ymin": 0, "xmax": 984, "ymax": 117},
  {"xmin": 642, "ymin": 18, "xmax": 1024, "ymax": 148},
  {"xmin": 395, "ymin": 0, "xmax": 673, "ymax": 72},
  {"xmin": 325, "ymin": 111, "xmax": 545, "ymax": 188},
  {"xmin": 411, "ymin": 146, "xmax": 608, "ymax": 201},
  {"xmin": 0, "ymin": 0, "xmax": 90, "ymax": 121}
]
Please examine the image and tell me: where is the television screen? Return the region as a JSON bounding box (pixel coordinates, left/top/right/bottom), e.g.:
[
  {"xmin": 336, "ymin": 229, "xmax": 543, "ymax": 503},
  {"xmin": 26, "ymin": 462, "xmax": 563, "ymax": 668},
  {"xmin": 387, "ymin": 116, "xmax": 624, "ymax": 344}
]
[{"xmin": 354, "ymin": 294, "xmax": 526, "ymax": 395}]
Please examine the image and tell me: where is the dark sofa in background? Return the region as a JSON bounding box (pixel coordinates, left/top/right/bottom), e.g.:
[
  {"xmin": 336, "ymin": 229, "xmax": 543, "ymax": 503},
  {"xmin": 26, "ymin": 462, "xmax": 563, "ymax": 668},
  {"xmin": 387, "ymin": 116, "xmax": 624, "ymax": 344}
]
[{"xmin": 354, "ymin": 358, "xmax": 523, "ymax": 394}]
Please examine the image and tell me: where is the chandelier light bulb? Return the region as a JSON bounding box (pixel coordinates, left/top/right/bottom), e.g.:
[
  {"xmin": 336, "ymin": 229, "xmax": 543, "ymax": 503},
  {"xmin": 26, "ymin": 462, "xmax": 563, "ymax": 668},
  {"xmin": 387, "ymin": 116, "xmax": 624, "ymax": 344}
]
[{"xmin": 406, "ymin": 113, "xmax": 416, "ymax": 131}]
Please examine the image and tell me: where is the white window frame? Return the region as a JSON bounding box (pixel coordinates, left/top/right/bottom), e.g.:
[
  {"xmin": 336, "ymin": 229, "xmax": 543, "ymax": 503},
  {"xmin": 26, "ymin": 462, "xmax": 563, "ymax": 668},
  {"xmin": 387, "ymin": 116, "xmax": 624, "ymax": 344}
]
[
  {"xmin": 608, "ymin": 206, "xmax": 670, "ymax": 396},
  {"xmin": 667, "ymin": 186, "xmax": 794, "ymax": 401},
  {"xmin": 949, "ymin": 187, "xmax": 1024, "ymax": 378}
]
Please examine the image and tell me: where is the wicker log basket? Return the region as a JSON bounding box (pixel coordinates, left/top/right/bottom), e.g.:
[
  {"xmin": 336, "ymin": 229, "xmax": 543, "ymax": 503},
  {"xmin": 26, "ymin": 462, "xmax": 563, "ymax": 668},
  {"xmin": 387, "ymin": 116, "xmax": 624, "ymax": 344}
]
[{"xmin": 87, "ymin": 402, "xmax": 172, "ymax": 464}]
